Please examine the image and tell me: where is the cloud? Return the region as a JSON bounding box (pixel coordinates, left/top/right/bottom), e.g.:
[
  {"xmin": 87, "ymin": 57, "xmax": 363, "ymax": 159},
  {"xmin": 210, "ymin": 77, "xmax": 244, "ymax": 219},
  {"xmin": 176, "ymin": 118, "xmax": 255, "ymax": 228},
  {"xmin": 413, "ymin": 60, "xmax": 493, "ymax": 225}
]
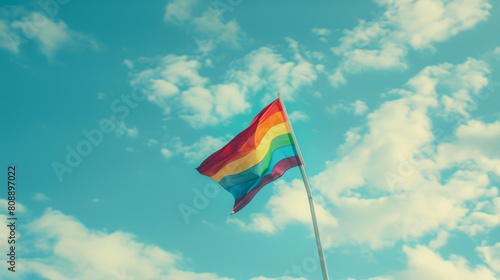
[
  {"xmin": 0, "ymin": 201, "xmax": 303, "ymax": 280},
  {"xmin": 326, "ymin": 100, "xmax": 368, "ymax": 116},
  {"xmin": 229, "ymin": 46, "xmax": 317, "ymax": 102},
  {"xmin": 115, "ymin": 121, "xmax": 138, "ymax": 138},
  {"xmin": 192, "ymin": 8, "xmax": 244, "ymax": 48},
  {"xmin": 0, "ymin": 8, "xmax": 99, "ymax": 58},
  {"xmin": 428, "ymin": 230, "xmax": 450, "ymax": 250},
  {"xmin": 161, "ymin": 148, "xmax": 174, "ymax": 159},
  {"xmin": 164, "ymin": 0, "xmax": 198, "ymax": 24},
  {"xmin": 493, "ymin": 47, "xmax": 500, "ymax": 60},
  {"xmin": 342, "ymin": 42, "xmax": 407, "ymax": 73},
  {"xmin": 147, "ymin": 139, "xmax": 159, "ymax": 147},
  {"xmin": 228, "ymin": 180, "xmax": 338, "ymax": 235},
  {"xmin": 311, "ymin": 27, "xmax": 332, "ymax": 37},
  {"xmin": 231, "ymin": 58, "xmax": 500, "ymax": 251},
  {"xmin": 123, "ymin": 59, "xmax": 134, "ymax": 69},
  {"xmin": 0, "ymin": 18, "xmax": 20, "ymax": 53},
  {"xmin": 131, "ymin": 44, "xmax": 317, "ymax": 128},
  {"xmin": 125, "ymin": 147, "xmax": 138, "ymax": 153},
  {"xmin": 161, "ymin": 135, "xmax": 231, "ymax": 163},
  {"xmin": 311, "ymin": 27, "xmax": 331, "ymax": 42},
  {"xmin": 249, "ymin": 277, "xmax": 305, "ymax": 280},
  {"xmin": 374, "ymin": 245, "xmax": 497, "ymax": 280},
  {"xmin": 179, "ymin": 84, "xmax": 249, "ymax": 128},
  {"xmin": 288, "ymin": 111, "xmax": 309, "ymax": 122},
  {"xmin": 352, "ymin": 100, "xmax": 369, "ymax": 116},
  {"xmin": 329, "ymin": 0, "xmax": 492, "ymax": 86},
  {"xmin": 0, "ymin": 206, "xmax": 233, "ymax": 280},
  {"xmin": 477, "ymin": 242, "xmax": 500, "ymax": 273},
  {"xmin": 164, "ymin": 2, "xmax": 244, "ymax": 50},
  {"xmin": 387, "ymin": 0, "xmax": 492, "ymax": 51},
  {"xmin": 33, "ymin": 193, "xmax": 50, "ymax": 201}
]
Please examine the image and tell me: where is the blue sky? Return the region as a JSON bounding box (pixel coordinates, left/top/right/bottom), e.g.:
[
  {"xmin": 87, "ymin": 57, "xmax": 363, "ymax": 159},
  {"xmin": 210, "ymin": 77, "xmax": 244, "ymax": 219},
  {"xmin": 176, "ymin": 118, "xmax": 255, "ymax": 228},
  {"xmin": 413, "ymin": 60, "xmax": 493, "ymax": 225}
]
[{"xmin": 1, "ymin": 0, "xmax": 500, "ymax": 279}]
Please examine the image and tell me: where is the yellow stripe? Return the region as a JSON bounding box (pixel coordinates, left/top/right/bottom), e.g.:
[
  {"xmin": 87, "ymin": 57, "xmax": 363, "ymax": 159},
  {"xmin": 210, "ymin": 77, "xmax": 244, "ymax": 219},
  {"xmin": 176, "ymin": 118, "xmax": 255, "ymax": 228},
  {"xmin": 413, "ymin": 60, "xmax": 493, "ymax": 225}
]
[{"xmin": 210, "ymin": 122, "xmax": 291, "ymax": 181}]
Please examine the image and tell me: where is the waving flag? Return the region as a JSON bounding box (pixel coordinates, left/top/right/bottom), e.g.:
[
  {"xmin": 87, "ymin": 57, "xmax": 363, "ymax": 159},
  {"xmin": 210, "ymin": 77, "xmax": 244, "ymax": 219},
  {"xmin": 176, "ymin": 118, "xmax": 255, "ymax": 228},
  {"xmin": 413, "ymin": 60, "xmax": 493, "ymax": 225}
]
[{"xmin": 196, "ymin": 98, "xmax": 301, "ymax": 214}]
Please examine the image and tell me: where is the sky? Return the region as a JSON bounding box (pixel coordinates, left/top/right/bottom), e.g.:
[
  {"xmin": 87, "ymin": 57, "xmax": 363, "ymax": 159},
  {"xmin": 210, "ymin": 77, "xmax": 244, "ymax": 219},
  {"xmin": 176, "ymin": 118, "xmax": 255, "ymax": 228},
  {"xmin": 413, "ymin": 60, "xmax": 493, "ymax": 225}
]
[{"xmin": 1, "ymin": 0, "xmax": 500, "ymax": 279}]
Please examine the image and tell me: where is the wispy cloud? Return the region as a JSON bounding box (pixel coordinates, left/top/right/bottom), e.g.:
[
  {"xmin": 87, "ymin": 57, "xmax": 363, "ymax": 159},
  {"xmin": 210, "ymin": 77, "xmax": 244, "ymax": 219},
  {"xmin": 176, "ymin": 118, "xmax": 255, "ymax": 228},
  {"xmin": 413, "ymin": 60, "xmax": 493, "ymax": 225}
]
[
  {"xmin": 288, "ymin": 111, "xmax": 309, "ymax": 122},
  {"xmin": 326, "ymin": 100, "xmax": 368, "ymax": 116},
  {"xmin": 130, "ymin": 41, "xmax": 317, "ymax": 128},
  {"xmin": 0, "ymin": 7, "xmax": 99, "ymax": 58},
  {"xmin": 164, "ymin": 1, "xmax": 244, "ymax": 50},
  {"xmin": 164, "ymin": 0, "xmax": 198, "ymax": 24},
  {"xmin": 0, "ymin": 201, "xmax": 302, "ymax": 280},
  {"xmin": 329, "ymin": 0, "xmax": 492, "ymax": 86},
  {"xmin": 311, "ymin": 27, "xmax": 331, "ymax": 42},
  {"xmin": 232, "ymin": 57, "xmax": 498, "ymax": 252},
  {"xmin": 32, "ymin": 193, "xmax": 50, "ymax": 201},
  {"xmin": 161, "ymin": 135, "xmax": 231, "ymax": 163}
]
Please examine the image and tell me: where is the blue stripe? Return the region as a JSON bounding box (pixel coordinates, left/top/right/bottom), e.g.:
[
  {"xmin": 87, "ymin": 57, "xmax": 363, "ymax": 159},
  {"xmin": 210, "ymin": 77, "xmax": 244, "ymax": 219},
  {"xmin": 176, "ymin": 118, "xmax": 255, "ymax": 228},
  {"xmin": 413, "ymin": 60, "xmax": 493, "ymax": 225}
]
[{"xmin": 222, "ymin": 145, "xmax": 298, "ymax": 200}]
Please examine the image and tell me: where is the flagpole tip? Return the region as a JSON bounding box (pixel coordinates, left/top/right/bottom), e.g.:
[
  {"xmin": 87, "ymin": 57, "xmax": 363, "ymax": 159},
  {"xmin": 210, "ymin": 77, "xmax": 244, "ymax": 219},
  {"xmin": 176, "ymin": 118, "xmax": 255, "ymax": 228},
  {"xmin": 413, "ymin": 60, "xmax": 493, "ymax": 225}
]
[{"xmin": 277, "ymin": 92, "xmax": 281, "ymax": 98}]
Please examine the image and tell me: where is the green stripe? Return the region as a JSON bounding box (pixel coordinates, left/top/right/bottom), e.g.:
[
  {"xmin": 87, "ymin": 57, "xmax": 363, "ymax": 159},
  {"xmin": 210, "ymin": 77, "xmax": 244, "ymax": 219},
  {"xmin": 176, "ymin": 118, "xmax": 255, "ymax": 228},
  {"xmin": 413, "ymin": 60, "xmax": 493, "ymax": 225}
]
[{"xmin": 218, "ymin": 133, "xmax": 294, "ymax": 187}]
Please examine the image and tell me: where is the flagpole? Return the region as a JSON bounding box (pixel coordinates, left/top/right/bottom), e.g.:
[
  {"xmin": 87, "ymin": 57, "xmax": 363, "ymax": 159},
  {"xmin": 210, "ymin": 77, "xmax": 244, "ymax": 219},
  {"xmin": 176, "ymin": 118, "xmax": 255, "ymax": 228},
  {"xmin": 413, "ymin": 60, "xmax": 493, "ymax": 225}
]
[{"xmin": 277, "ymin": 93, "xmax": 330, "ymax": 280}]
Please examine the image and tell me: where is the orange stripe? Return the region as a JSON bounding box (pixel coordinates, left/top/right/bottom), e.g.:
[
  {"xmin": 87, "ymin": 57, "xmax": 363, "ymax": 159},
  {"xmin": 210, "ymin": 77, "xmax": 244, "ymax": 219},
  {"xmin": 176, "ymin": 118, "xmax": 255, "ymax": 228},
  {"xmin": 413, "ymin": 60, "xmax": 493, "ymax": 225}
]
[
  {"xmin": 202, "ymin": 111, "xmax": 286, "ymax": 176},
  {"xmin": 197, "ymin": 100, "xmax": 283, "ymax": 174},
  {"xmin": 210, "ymin": 122, "xmax": 291, "ymax": 182}
]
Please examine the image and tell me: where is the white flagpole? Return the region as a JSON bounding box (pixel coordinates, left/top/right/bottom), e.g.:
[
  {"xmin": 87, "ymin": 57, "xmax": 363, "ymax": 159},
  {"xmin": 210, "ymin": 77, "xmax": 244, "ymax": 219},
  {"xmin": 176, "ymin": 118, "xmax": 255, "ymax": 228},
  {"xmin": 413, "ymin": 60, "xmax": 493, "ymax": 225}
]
[{"xmin": 277, "ymin": 93, "xmax": 330, "ymax": 280}]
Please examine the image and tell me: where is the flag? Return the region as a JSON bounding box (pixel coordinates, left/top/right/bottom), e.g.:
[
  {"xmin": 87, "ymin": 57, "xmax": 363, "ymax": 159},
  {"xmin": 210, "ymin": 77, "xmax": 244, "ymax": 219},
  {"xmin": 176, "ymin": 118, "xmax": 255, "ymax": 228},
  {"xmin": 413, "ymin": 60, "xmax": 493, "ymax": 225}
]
[{"xmin": 196, "ymin": 98, "xmax": 302, "ymax": 214}]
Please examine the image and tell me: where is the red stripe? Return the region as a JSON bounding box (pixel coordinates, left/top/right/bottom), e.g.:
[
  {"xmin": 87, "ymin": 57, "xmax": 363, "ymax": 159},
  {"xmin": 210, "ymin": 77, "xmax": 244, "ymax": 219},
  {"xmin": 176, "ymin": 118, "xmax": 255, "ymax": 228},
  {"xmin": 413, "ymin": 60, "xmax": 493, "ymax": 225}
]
[
  {"xmin": 196, "ymin": 99, "xmax": 283, "ymax": 174},
  {"xmin": 231, "ymin": 156, "xmax": 301, "ymax": 214}
]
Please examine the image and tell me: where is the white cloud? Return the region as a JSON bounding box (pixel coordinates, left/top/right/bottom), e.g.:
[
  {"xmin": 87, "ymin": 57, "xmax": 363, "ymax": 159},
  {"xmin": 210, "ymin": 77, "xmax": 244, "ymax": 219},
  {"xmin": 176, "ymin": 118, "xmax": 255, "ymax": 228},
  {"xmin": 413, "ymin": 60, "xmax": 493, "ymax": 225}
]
[
  {"xmin": 180, "ymin": 135, "xmax": 229, "ymax": 162},
  {"xmin": 0, "ymin": 201, "xmax": 298, "ymax": 280},
  {"xmin": 123, "ymin": 59, "xmax": 134, "ymax": 69},
  {"xmin": 477, "ymin": 242, "xmax": 500, "ymax": 273},
  {"xmin": 164, "ymin": 2, "xmax": 244, "ymax": 50},
  {"xmin": 97, "ymin": 92, "xmax": 106, "ymax": 100},
  {"xmin": 179, "ymin": 85, "xmax": 248, "ymax": 128},
  {"xmin": 2, "ymin": 10, "xmax": 99, "ymax": 58},
  {"xmin": 0, "ymin": 206, "xmax": 233, "ymax": 280},
  {"xmin": 289, "ymin": 111, "xmax": 309, "ymax": 122},
  {"xmin": 342, "ymin": 42, "xmax": 407, "ymax": 73},
  {"xmin": 229, "ymin": 46, "xmax": 317, "ymax": 102},
  {"xmin": 228, "ymin": 180, "xmax": 339, "ymax": 235},
  {"xmin": 388, "ymin": 0, "xmax": 492, "ymax": 51},
  {"xmin": 428, "ymin": 230, "xmax": 450, "ymax": 249},
  {"xmin": 161, "ymin": 148, "xmax": 174, "ymax": 159},
  {"xmin": 231, "ymin": 58, "xmax": 500, "ymax": 251},
  {"xmin": 147, "ymin": 139, "xmax": 159, "ymax": 146},
  {"xmin": 125, "ymin": 147, "xmax": 138, "ymax": 153},
  {"xmin": 132, "ymin": 44, "xmax": 317, "ymax": 128},
  {"xmin": 352, "ymin": 100, "xmax": 369, "ymax": 116},
  {"xmin": 33, "ymin": 193, "xmax": 50, "ymax": 201},
  {"xmin": 0, "ymin": 18, "xmax": 20, "ymax": 53},
  {"xmin": 326, "ymin": 100, "xmax": 368, "ymax": 116},
  {"xmin": 494, "ymin": 47, "xmax": 500, "ymax": 59},
  {"xmin": 311, "ymin": 27, "xmax": 332, "ymax": 37},
  {"xmin": 192, "ymin": 8, "xmax": 244, "ymax": 48},
  {"xmin": 249, "ymin": 277, "xmax": 305, "ymax": 280},
  {"xmin": 151, "ymin": 79, "xmax": 181, "ymax": 98},
  {"xmin": 92, "ymin": 198, "xmax": 99, "ymax": 203},
  {"xmin": 348, "ymin": 245, "xmax": 497, "ymax": 279},
  {"xmin": 161, "ymin": 135, "xmax": 231, "ymax": 163},
  {"xmin": 329, "ymin": 0, "xmax": 492, "ymax": 86},
  {"xmin": 382, "ymin": 246, "xmax": 496, "ymax": 280},
  {"xmin": 164, "ymin": 0, "xmax": 198, "ymax": 24},
  {"xmin": 115, "ymin": 121, "xmax": 138, "ymax": 138}
]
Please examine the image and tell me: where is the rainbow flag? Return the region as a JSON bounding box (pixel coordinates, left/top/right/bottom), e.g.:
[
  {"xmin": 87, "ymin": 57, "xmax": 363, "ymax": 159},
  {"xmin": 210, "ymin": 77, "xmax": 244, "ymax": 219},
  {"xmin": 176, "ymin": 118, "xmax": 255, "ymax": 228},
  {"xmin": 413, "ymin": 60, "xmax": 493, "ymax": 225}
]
[{"xmin": 196, "ymin": 98, "xmax": 302, "ymax": 214}]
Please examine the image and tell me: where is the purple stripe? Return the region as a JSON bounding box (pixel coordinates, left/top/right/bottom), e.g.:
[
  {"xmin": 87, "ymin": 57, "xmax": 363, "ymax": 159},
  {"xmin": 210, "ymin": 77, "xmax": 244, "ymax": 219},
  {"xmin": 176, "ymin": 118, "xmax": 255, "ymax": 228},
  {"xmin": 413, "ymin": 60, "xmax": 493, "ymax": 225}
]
[{"xmin": 231, "ymin": 156, "xmax": 301, "ymax": 214}]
